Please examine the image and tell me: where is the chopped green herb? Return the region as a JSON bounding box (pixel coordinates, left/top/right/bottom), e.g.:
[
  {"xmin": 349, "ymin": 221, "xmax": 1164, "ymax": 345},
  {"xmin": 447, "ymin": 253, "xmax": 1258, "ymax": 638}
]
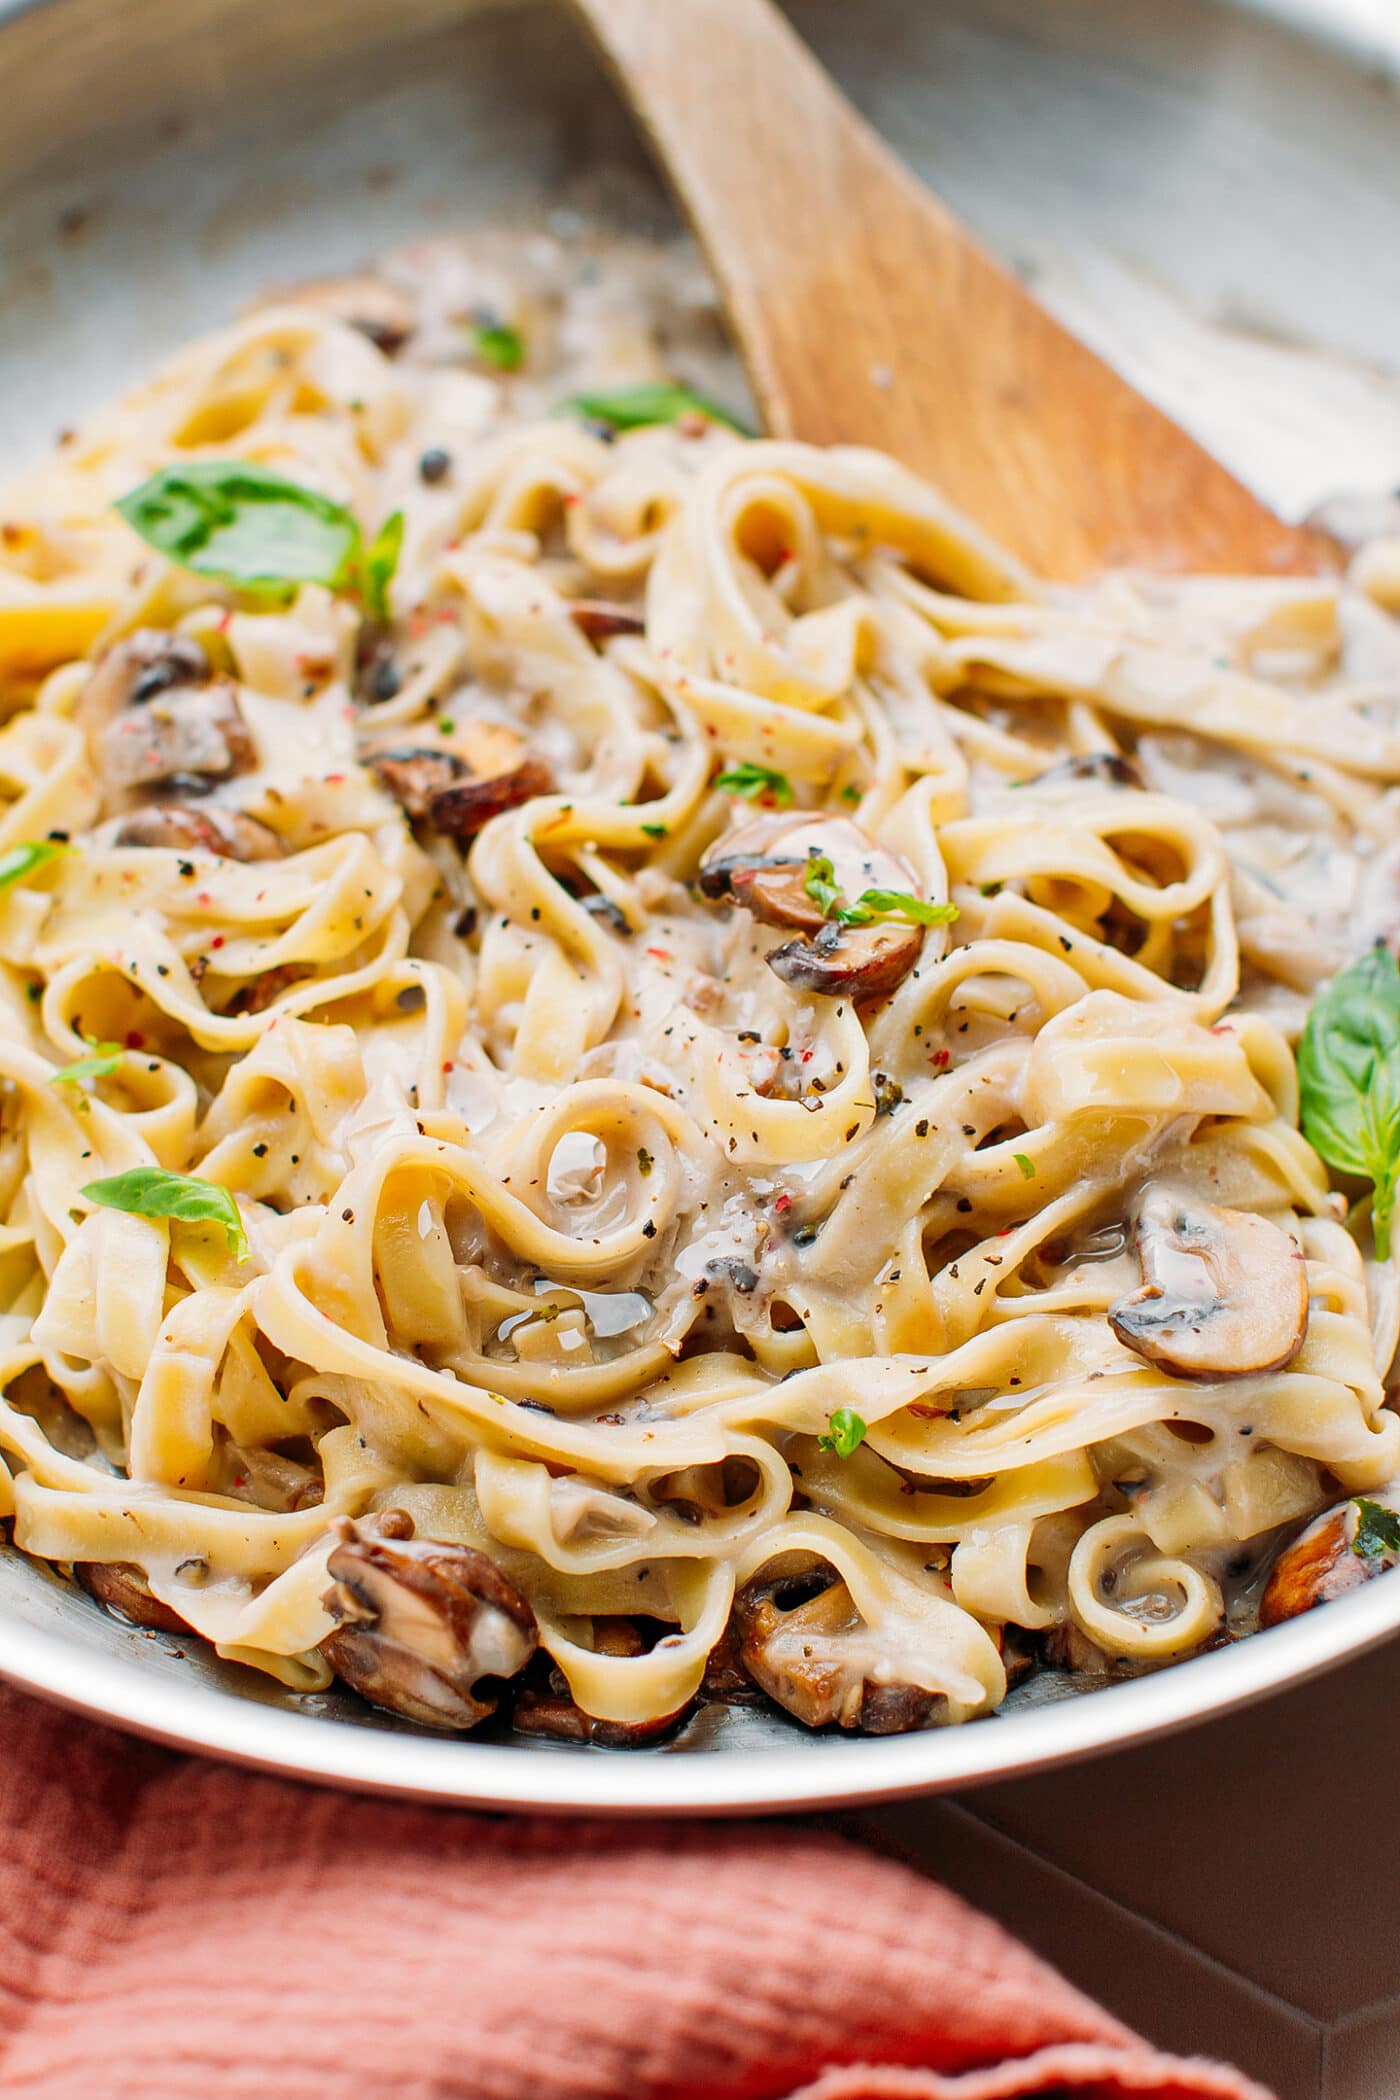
[
  {"xmin": 817, "ymin": 1407, "xmax": 867, "ymax": 1460},
  {"xmin": 803, "ymin": 852, "xmax": 844, "ymax": 918},
  {"xmin": 561, "ymin": 383, "xmax": 753, "ymax": 435},
  {"xmin": 470, "ymin": 321, "xmax": 524, "ymax": 372},
  {"xmin": 640, "ymin": 822, "xmax": 668, "ymax": 840},
  {"xmin": 80, "ymin": 1166, "xmax": 249, "ymax": 1261},
  {"xmin": 438, "ymin": 718, "xmax": 455, "ymax": 736},
  {"xmin": 841, "ymin": 889, "xmax": 958, "ymax": 929},
  {"xmin": 636, "ymin": 1147, "xmax": 654, "ymax": 1178},
  {"xmin": 1353, "ymin": 1497, "xmax": 1400, "ymax": 1559},
  {"xmin": 839, "ymin": 783, "xmax": 863, "ymax": 805},
  {"xmin": 0, "ymin": 840, "xmax": 69, "ymax": 891},
  {"xmin": 802, "ymin": 855, "xmax": 956, "ymax": 930},
  {"xmin": 1298, "ymin": 947, "xmax": 1400, "ymax": 1260},
  {"xmin": 716, "ymin": 760, "xmax": 794, "ymax": 807},
  {"xmin": 50, "ymin": 1041, "xmax": 123, "ymax": 1088},
  {"xmin": 980, "ymin": 881, "xmax": 1003, "ymax": 898},
  {"xmin": 115, "ymin": 461, "xmax": 402, "ymax": 623},
  {"xmin": 1013, "ymin": 1152, "xmax": 1036, "ymax": 1180},
  {"xmin": 361, "ymin": 510, "xmax": 404, "ymax": 624}
]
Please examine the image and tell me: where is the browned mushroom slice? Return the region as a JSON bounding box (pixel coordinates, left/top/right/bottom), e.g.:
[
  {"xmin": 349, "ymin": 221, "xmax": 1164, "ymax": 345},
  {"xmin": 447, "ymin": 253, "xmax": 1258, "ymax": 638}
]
[
  {"xmin": 699, "ymin": 813, "xmax": 927, "ymax": 1000},
  {"xmin": 285, "ymin": 274, "xmax": 418, "ymax": 355},
  {"xmin": 568, "ymin": 599, "xmax": 646, "ymax": 643},
  {"xmin": 370, "ymin": 725, "xmax": 552, "ymax": 839},
  {"xmin": 97, "ymin": 676, "xmax": 256, "ymax": 797},
  {"xmin": 1108, "ymin": 1186, "xmax": 1308, "ymax": 1380},
  {"xmin": 80, "ymin": 629, "xmax": 213, "ymax": 730},
  {"xmin": 76, "ymin": 1560, "xmax": 190, "ymax": 1634},
  {"xmin": 369, "ymin": 747, "xmax": 471, "ymax": 821},
  {"xmin": 114, "ymin": 805, "xmax": 283, "ymax": 861},
  {"xmin": 732, "ymin": 1566, "xmax": 943, "ymax": 1734},
  {"xmin": 1259, "ymin": 1499, "xmax": 1400, "ymax": 1628},
  {"xmin": 512, "ymin": 1618, "xmax": 693, "ymax": 1746},
  {"xmin": 320, "ymin": 1510, "xmax": 537, "ymax": 1730}
]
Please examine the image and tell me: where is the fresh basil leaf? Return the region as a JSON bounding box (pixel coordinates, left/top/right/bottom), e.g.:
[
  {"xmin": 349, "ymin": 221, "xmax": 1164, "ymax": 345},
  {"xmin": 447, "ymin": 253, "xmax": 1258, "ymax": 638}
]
[
  {"xmin": 561, "ymin": 384, "xmax": 753, "ymax": 435},
  {"xmin": 1298, "ymin": 946, "xmax": 1400, "ymax": 1259},
  {"xmin": 50, "ymin": 1041, "xmax": 123, "ymax": 1088},
  {"xmin": 117, "ymin": 462, "xmax": 361, "ymax": 594},
  {"xmin": 803, "ymin": 852, "xmax": 843, "ymax": 918},
  {"xmin": 471, "ymin": 322, "xmax": 524, "ymax": 372},
  {"xmin": 817, "ymin": 1407, "xmax": 867, "ymax": 1460},
  {"xmin": 843, "ymin": 888, "xmax": 958, "ymax": 929},
  {"xmin": 361, "ymin": 510, "xmax": 404, "ymax": 624},
  {"xmin": 0, "ymin": 840, "xmax": 69, "ymax": 891},
  {"xmin": 81, "ymin": 1166, "xmax": 249, "ymax": 1261},
  {"xmin": 716, "ymin": 761, "xmax": 794, "ymax": 807},
  {"xmin": 1353, "ymin": 1497, "xmax": 1400, "ymax": 1559}
]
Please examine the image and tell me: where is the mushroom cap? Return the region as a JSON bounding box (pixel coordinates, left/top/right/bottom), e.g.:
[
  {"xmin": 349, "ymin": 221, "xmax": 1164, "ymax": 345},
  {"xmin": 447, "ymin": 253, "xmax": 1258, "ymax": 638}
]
[
  {"xmin": 1108, "ymin": 1184, "xmax": 1308, "ymax": 1380},
  {"xmin": 76, "ymin": 1560, "xmax": 190, "ymax": 1635},
  {"xmin": 1259, "ymin": 1500, "xmax": 1396, "ymax": 1628},
  {"xmin": 321, "ymin": 1513, "xmax": 537, "ymax": 1730},
  {"xmin": 698, "ymin": 812, "xmax": 930, "ymax": 1002},
  {"xmin": 368, "ymin": 722, "xmax": 552, "ymax": 838},
  {"xmin": 113, "ymin": 804, "xmax": 284, "ymax": 862},
  {"xmin": 732, "ymin": 1568, "xmax": 944, "ymax": 1735}
]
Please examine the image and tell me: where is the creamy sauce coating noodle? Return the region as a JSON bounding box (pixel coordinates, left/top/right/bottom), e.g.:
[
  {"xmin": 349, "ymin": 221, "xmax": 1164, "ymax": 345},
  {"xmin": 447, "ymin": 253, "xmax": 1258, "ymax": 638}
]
[{"xmin": 0, "ymin": 217, "xmax": 1395, "ymax": 1737}]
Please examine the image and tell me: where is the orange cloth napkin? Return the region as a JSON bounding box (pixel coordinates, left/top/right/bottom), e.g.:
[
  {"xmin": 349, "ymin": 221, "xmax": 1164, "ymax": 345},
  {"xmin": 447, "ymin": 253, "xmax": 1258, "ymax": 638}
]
[{"xmin": 0, "ymin": 1685, "xmax": 1268, "ymax": 2100}]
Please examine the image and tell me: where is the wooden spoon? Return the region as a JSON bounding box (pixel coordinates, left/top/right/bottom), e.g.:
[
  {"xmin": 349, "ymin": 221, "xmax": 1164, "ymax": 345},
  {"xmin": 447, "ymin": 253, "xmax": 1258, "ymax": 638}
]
[{"xmin": 569, "ymin": 0, "xmax": 1333, "ymax": 580}]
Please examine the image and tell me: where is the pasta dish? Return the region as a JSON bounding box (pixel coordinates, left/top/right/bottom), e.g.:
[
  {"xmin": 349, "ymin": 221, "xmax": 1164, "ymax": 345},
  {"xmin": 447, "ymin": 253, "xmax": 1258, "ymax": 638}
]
[{"xmin": 0, "ymin": 222, "xmax": 1395, "ymax": 1744}]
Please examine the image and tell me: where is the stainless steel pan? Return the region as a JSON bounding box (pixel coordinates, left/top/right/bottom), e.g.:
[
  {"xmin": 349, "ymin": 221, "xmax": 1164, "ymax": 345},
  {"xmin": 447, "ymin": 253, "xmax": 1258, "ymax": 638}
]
[{"xmin": 1, "ymin": 0, "xmax": 1398, "ymax": 1812}]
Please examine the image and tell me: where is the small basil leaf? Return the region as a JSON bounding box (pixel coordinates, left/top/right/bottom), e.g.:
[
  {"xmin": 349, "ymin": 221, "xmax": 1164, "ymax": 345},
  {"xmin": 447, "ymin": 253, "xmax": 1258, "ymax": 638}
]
[
  {"xmin": 50, "ymin": 1041, "xmax": 123, "ymax": 1087},
  {"xmin": 561, "ymin": 384, "xmax": 753, "ymax": 435},
  {"xmin": 847, "ymin": 888, "xmax": 958, "ymax": 928},
  {"xmin": 116, "ymin": 462, "xmax": 363, "ymax": 597},
  {"xmin": 1353, "ymin": 1497, "xmax": 1400, "ymax": 1559},
  {"xmin": 81, "ymin": 1166, "xmax": 249, "ymax": 1262},
  {"xmin": 817, "ymin": 1407, "xmax": 867, "ymax": 1460},
  {"xmin": 716, "ymin": 761, "xmax": 794, "ymax": 807},
  {"xmin": 360, "ymin": 510, "xmax": 404, "ymax": 624},
  {"xmin": 0, "ymin": 840, "xmax": 69, "ymax": 891},
  {"xmin": 471, "ymin": 322, "xmax": 525, "ymax": 372},
  {"xmin": 803, "ymin": 852, "xmax": 843, "ymax": 918},
  {"xmin": 1298, "ymin": 946, "xmax": 1400, "ymax": 1260}
]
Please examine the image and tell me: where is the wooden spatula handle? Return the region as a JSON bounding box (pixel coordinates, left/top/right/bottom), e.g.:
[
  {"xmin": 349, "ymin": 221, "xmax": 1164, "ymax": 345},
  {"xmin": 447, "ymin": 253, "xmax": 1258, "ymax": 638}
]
[{"xmin": 570, "ymin": 0, "xmax": 1330, "ymax": 579}]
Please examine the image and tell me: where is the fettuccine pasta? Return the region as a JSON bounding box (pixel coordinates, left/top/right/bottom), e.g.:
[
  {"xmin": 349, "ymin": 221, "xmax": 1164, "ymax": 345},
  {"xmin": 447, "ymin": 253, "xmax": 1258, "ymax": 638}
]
[{"xmin": 0, "ymin": 222, "xmax": 1394, "ymax": 1740}]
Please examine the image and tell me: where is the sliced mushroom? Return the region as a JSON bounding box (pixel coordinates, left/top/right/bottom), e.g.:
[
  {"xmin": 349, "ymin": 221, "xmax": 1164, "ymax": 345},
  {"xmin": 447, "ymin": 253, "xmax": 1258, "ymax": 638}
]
[
  {"xmin": 568, "ymin": 599, "xmax": 646, "ymax": 643},
  {"xmin": 511, "ymin": 1618, "xmax": 694, "ymax": 1746},
  {"xmin": 285, "ymin": 273, "xmax": 418, "ymax": 356},
  {"xmin": 1108, "ymin": 1185, "xmax": 1308, "ymax": 1380},
  {"xmin": 732, "ymin": 1566, "xmax": 943, "ymax": 1734},
  {"xmin": 699, "ymin": 813, "xmax": 927, "ymax": 1001},
  {"xmin": 368, "ymin": 747, "xmax": 470, "ymax": 821},
  {"xmin": 368, "ymin": 720, "xmax": 552, "ymax": 838},
  {"xmin": 1259, "ymin": 1499, "xmax": 1400, "ymax": 1627},
  {"xmin": 100, "ymin": 683, "xmax": 255, "ymax": 796},
  {"xmin": 320, "ymin": 1510, "xmax": 537, "ymax": 1730},
  {"xmin": 76, "ymin": 1560, "xmax": 190, "ymax": 1634},
  {"xmin": 80, "ymin": 633, "xmax": 255, "ymax": 803},
  {"xmin": 80, "ymin": 629, "xmax": 212, "ymax": 731},
  {"xmin": 113, "ymin": 805, "xmax": 284, "ymax": 861}
]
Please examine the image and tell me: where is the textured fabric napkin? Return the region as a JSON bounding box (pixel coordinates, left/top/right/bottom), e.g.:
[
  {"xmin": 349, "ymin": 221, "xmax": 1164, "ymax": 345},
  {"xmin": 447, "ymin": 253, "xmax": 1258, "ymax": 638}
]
[{"xmin": 0, "ymin": 1684, "xmax": 1268, "ymax": 2100}]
